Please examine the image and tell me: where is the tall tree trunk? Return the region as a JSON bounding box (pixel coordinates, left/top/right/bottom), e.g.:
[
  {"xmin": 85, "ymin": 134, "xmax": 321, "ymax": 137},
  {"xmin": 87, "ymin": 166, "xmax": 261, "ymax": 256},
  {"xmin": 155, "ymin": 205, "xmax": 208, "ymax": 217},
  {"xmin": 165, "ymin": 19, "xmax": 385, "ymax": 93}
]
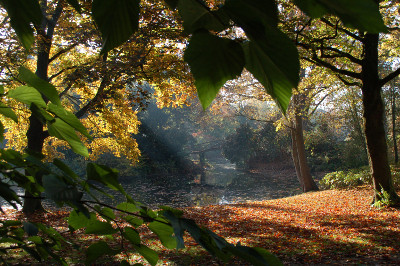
[
  {"xmin": 23, "ymin": 0, "xmax": 63, "ymax": 214},
  {"xmin": 291, "ymin": 114, "xmax": 319, "ymax": 192},
  {"xmin": 362, "ymin": 33, "xmax": 400, "ymax": 205},
  {"xmin": 390, "ymin": 83, "xmax": 398, "ymax": 164}
]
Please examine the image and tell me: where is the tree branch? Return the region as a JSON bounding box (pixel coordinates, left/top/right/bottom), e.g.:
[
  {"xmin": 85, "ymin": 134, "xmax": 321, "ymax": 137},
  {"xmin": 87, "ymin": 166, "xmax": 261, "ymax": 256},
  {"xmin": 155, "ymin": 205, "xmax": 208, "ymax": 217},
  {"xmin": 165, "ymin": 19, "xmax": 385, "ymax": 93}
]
[{"xmin": 380, "ymin": 66, "xmax": 400, "ymax": 87}]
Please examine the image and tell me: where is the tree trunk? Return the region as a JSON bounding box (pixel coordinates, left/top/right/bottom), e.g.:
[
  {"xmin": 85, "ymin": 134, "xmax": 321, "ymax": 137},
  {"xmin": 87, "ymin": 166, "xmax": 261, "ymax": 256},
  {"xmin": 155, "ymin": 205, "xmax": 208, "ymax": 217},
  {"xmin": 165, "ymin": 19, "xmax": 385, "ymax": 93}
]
[
  {"xmin": 23, "ymin": 0, "xmax": 63, "ymax": 214},
  {"xmin": 291, "ymin": 114, "xmax": 319, "ymax": 192},
  {"xmin": 362, "ymin": 33, "xmax": 400, "ymax": 205},
  {"xmin": 291, "ymin": 127, "xmax": 305, "ymax": 190},
  {"xmin": 390, "ymin": 83, "xmax": 398, "ymax": 164}
]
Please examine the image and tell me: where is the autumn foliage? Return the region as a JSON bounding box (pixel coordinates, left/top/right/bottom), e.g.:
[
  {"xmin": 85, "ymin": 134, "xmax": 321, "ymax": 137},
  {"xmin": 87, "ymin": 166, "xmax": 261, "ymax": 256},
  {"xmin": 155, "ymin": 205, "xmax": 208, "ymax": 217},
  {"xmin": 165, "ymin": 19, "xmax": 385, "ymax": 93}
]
[{"xmin": 2, "ymin": 187, "xmax": 399, "ymax": 265}]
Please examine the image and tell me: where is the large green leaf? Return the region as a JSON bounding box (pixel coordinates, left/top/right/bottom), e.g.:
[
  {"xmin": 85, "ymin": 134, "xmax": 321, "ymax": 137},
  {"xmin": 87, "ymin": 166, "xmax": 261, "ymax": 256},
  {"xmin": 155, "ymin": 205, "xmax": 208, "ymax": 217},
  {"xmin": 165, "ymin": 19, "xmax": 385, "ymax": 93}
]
[
  {"xmin": 0, "ymin": 0, "xmax": 42, "ymax": 50},
  {"xmin": 53, "ymin": 158, "xmax": 79, "ymax": 180},
  {"xmin": 86, "ymin": 163, "xmax": 122, "ymax": 191},
  {"xmin": 23, "ymin": 222, "xmax": 39, "ymax": 237},
  {"xmin": 226, "ymin": 244, "xmax": 282, "ymax": 266},
  {"xmin": 47, "ymin": 103, "xmax": 91, "ymax": 139},
  {"xmin": 19, "ymin": 67, "xmax": 61, "ymax": 106},
  {"xmin": 8, "ymin": 86, "xmax": 46, "ymax": 108},
  {"xmin": 122, "ymin": 227, "xmax": 140, "ymax": 245},
  {"xmin": 134, "ymin": 244, "xmax": 158, "ymax": 266},
  {"xmin": 68, "ymin": 211, "xmax": 97, "ymax": 230},
  {"xmin": 184, "ymin": 31, "xmax": 245, "ymax": 109},
  {"xmin": 224, "ymin": 0, "xmax": 279, "ymax": 29},
  {"xmin": 92, "ymin": 0, "xmax": 140, "ymax": 54},
  {"xmin": 85, "ymin": 220, "xmax": 117, "ymax": 235},
  {"xmin": 242, "ymin": 31, "xmax": 297, "ymax": 113},
  {"xmin": 225, "ymin": 1, "xmax": 298, "ymax": 113},
  {"xmin": 42, "ymin": 174, "xmax": 83, "ymax": 203},
  {"xmin": 85, "ymin": 241, "xmax": 120, "ymax": 265},
  {"xmin": 178, "ymin": 0, "xmax": 229, "ymax": 33},
  {"xmin": 0, "ymin": 102, "xmax": 18, "ymax": 122},
  {"xmin": 116, "ymin": 202, "xmax": 140, "ymax": 213},
  {"xmin": 294, "ymin": 0, "xmax": 387, "ymax": 33},
  {"xmin": 47, "ymin": 118, "xmax": 89, "ymax": 157},
  {"xmin": 148, "ymin": 220, "xmax": 177, "ymax": 249},
  {"xmin": 0, "ymin": 181, "xmax": 21, "ymax": 209},
  {"xmin": 162, "ymin": 210, "xmax": 185, "ymax": 249},
  {"xmin": 30, "ymin": 103, "xmax": 55, "ymax": 124}
]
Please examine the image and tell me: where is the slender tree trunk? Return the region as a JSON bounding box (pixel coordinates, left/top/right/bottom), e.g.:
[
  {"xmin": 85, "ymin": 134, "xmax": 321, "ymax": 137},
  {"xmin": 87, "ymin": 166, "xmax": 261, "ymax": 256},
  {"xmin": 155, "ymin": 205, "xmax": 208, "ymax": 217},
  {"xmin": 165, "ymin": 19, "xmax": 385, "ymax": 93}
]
[{"xmin": 362, "ymin": 33, "xmax": 400, "ymax": 205}]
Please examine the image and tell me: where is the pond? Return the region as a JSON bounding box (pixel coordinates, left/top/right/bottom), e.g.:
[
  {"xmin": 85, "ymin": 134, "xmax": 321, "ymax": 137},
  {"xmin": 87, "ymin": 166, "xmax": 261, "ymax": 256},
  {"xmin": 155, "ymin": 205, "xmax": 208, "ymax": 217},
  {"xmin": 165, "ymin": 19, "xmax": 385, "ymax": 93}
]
[{"xmin": 1, "ymin": 156, "xmax": 302, "ymax": 210}]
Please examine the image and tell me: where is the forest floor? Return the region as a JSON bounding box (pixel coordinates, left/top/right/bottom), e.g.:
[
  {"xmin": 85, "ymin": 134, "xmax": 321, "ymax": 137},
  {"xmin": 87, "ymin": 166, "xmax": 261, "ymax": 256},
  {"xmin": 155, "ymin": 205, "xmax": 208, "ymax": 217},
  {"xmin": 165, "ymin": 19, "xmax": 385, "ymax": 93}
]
[{"xmin": 1, "ymin": 187, "xmax": 400, "ymax": 265}]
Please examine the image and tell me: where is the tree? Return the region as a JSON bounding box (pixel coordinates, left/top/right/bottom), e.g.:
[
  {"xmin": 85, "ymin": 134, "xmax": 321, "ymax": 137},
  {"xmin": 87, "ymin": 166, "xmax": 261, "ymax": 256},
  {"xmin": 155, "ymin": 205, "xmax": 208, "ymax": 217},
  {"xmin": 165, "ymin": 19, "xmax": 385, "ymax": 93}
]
[
  {"xmin": 281, "ymin": 0, "xmax": 400, "ymax": 204},
  {"xmin": 0, "ymin": 0, "xmax": 195, "ymax": 213}
]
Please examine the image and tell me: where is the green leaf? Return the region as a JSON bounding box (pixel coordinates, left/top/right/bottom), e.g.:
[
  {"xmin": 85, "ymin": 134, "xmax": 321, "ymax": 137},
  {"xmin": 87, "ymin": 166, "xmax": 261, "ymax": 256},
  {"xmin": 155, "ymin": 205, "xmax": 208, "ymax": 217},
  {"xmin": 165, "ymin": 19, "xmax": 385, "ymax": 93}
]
[
  {"xmin": 30, "ymin": 103, "xmax": 55, "ymax": 124},
  {"xmin": 159, "ymin": 206, "xmax": 183, "ymax": 218},
  {"xmin": 242, "ymin": 30, "xmax": 297, "ymax": 114},
  {"xmin": 2, "ymin": 220, "xmax": 22, "ymax": 227},
  {"xmin": 66, "ymin": 0, "xmax": 81, "ymax": 13},
  {"xmin": 0, "ymin": 102, "xmax": 18, "ymax": 122},
  {"xmin": 23, "ymin": 222, "xmax": 38, "ymax": 236},
  {"xmin": 134, "ymin": 244, "xmax": 158, "ymax": 266},
  {"xmin": 85, "ymin": 241, "xmax": 119, "ymax": 265},
  {"xmin": 68, "ymin": 210, "xmax": 97, "ymax": 230},
  {"xmin": 122, "ymin": 227, "xmax": 140, "ymax": 245},
  {"xmin": 293, "ymin": 0, "xmax": 387, "ymax": 33},
  {"xmin": 148, "ymin": 220, "xmax": 177, "ymax": 249},
  {"xmin": 19, "ymin": 67, "xmax": 61, "ymax": 106},
  {"xmin": 0, "ymin": 182, "xmax": 21, "ymax": 208},
  {"xmin": 123, "ymin": 215, "xmax": 143, "ymax": 227},
  {"xmin": 47, "ymin": 103, "xmax": 91, "ymax": 139},
  {"xmin": 0, "ymin": 149, "xmax": 24, "ymax": 166},
  {"xmin": 225, "ymin": 1, "xmax": 298, "ymax": 114},
  {"xmin": 87, "ymin": 163, "xmax": 122, "ymax": 191},
  {"xmin": 224, "ymin": 0, "xmax": 279, "ymax": 28},
  {"xmin": 85, "ymin": 220, "xmax": 117, "ymax": 235},
  {"xmin": 92, "ymin": 0, "xmax": 140, "ymax": 54},
  {"xmin": 47, "ymin": 118, "xmax": 89, "ymax": 157},
  {"xmin": 184, "ymin": 31, "xmax": 245, "ymax": 109},
  {"xmin": 0, "ymin": 0, "xmax": 42, "ymax": 50},
  {"xmin": 53, "ymin": 158, "xmax": 79, "ymax": 180},
  {"xmin": 178, "ymin": 0, "xmax": 229, "ymax": 33},
  {"xmin": 42, "ymin": 174, "xmax": 83, "ymax": 203},
  {"xmin": 95, "ymin": 206, "xmax": 116, "ymax": 221},
  {"xmin": 8, "ymin": 86, "xmax": 46, "ymax": 108},
  {"xmin": 226, "ymin": 244, "xmax": 282, "ymax": 266},
  {"xmin": 116, "ymin": 202, "xmax": 140, "ymax": 213},
  {"xmin": 162, "ymin": 210, "xmax": 185, "ymax": 249}
]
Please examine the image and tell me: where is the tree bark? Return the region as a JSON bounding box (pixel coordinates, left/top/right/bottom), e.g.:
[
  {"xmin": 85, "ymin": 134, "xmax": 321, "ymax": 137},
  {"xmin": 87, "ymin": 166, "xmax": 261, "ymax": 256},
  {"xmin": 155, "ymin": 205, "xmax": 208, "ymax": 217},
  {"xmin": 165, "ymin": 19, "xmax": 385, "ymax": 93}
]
[{"xmin": 362, "ymin": 33, "xmax": 400, "ymax": 205}]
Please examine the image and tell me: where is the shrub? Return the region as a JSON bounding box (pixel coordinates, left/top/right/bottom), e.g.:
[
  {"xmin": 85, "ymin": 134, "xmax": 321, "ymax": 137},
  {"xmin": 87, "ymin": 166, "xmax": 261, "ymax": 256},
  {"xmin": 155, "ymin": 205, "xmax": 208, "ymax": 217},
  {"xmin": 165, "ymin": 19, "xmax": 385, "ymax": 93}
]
[{"xmin": 319, "ymin": 167, "xmax": 371, "ymax": 189}]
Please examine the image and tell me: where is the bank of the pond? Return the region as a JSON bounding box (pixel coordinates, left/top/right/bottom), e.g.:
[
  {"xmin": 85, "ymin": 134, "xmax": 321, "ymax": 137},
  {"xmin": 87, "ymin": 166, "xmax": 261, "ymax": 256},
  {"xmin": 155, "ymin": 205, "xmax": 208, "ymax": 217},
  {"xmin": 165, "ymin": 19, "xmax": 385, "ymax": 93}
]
[{"xmin": 1, "ymin": 187, "xmax": 399, "ymax": 265}]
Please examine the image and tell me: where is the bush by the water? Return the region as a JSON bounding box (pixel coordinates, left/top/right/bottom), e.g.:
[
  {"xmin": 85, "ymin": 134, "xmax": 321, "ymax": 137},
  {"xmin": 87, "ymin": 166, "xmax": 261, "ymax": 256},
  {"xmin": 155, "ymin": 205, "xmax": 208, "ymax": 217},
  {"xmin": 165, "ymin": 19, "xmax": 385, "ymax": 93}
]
[{"xmin": 320, "ymin": 165, "xmax": 400, "ymax": 189}]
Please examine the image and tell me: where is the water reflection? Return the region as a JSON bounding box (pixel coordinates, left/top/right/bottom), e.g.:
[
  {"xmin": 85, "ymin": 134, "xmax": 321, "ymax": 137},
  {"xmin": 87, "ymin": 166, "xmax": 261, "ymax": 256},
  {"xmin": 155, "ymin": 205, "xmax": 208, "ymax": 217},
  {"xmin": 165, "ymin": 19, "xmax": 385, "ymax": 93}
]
[{"xmin": 1, "ymin": 159, "xmax": 302, "ymax": 209}]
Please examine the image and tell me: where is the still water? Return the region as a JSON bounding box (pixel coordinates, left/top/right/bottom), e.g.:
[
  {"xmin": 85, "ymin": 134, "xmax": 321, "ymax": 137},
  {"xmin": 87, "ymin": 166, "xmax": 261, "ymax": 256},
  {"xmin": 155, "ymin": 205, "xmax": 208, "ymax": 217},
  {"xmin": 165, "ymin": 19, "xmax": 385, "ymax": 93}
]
[{"xmin": 2, "ymin": 158, "xmax": 302, "ymax": 210}]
